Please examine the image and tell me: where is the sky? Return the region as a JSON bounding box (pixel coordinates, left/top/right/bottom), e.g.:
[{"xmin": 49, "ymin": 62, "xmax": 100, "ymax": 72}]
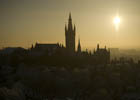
[{"xmin": 0, "ymin": 0, "xmax": 140, "ymax": 50}]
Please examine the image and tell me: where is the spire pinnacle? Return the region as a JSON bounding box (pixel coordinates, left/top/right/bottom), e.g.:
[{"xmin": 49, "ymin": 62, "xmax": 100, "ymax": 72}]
[
  {"xmin": 97, "ymin": 44, "xmax": 99, "ymax": 50},
  {"xmin": 69, "ymin": 12, "xmax": 72, "ymax": 20},
  {"xmin": 78, "ymin": 37, "xmax": 80, "ymax": 44},
  {"xmin": 65, "ymin": 23, "xmax": 67, "ymax": 30},
  {"xmin": 77, "ymin": 37, "xmax": 81, "ymax": 52}
]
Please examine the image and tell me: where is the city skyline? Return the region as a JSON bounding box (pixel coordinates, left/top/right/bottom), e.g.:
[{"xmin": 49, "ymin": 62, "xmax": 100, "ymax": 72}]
[{"xmin": 1, "ymin": 0, "xmax": 140, "ymax": 50}]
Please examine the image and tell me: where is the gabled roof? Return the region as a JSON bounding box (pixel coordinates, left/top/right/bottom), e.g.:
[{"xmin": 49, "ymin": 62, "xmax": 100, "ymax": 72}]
[{"xmin": 35, "ymin": 43, "xmax": 60, "ymax": 48}]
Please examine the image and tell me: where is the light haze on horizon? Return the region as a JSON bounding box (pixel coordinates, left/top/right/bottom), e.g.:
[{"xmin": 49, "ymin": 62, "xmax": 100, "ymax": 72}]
[{"xmin": 1, "ymin": 0, "xmax": 140, "ymax": 50}]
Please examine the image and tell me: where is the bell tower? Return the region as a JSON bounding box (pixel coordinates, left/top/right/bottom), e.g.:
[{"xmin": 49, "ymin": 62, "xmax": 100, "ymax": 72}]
[{"xmin": 65, "ymin": 13, "xmax": 76, "ymax": 52}]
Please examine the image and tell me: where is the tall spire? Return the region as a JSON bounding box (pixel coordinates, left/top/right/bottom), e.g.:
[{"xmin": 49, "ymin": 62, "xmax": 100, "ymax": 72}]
[
  {"xmin": 68, "ymin": 12, "xmax": 72, "ymax": 29},
  {"xmin": 69, "ymin": 12, "xmax": 72, "ymax": 20}
]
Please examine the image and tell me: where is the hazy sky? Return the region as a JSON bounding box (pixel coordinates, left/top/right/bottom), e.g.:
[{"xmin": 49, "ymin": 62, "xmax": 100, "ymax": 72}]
[{"xmin": 1, "ymin": 0, "xmax": 140, "ymax": 50}]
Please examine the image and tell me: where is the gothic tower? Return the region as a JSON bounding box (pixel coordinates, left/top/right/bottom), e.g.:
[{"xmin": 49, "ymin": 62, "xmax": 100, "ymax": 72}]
[{"xmin": 65, "ymin": 13, "xmax": 76, "ymax": 52}]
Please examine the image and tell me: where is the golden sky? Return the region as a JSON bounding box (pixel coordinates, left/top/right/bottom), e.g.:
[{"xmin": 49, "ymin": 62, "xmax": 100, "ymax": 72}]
[{"xmin": 0, "ymin": 0, "xmax": 140, "ymax": 50}]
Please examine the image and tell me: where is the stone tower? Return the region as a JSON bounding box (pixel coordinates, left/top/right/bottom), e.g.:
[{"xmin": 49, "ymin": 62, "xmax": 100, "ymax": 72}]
[{"xmin": 65, "ymin": 13, "xmax": 76, "ymax": 52}]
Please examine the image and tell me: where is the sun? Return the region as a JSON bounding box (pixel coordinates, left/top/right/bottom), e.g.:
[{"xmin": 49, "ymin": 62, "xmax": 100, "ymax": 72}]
[
  {"xmin": 113, "ymin": 16, "xmax": 120, "ymax": 30},
  {"xmin": 114, "ymin": 16, "xmax": 120, "ymax": 25}
]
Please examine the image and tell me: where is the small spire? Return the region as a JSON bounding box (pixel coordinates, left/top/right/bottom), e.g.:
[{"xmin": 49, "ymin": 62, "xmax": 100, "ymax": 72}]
[
  {"xmin": 77, "ymin": 37, "xmax": 81, "ymax": 53},
  {"xmin": 78, "ymin": 37, "xmax": 80, "ymax": 44},
  {"xmin": 74, "ymin": 24, "xmax": 76, "ymax": 31},
  {"xmin": 31, "ymin": 44, "xmax": 34, "ymax": 49},
  {"xmin": 69, "ymin": 12, "xmax": 72, "ymax": 20},
  {"xmin": 78, "ymin": 35, "xmax": 80, "ymax": 45},
  {"xmin": 97, "ymin": 44, "xmax": 99, "ymax": 50}
]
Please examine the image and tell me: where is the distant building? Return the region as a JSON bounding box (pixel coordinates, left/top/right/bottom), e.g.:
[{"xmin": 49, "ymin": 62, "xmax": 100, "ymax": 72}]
[
  {"xmin": 30, "ymin": 43, "xmax": 63, "ymax": 56},
  {"xmin": 65, "ymin": 13, "xmax": 76, "ymax": 53},
  {"xmin": 29, "ymin": 13, "xmax": 110, "ymax": 63},
  {"xmin": 34, "ymin": 43, "xmax": 60, "ymax": 51},
  {"xmin": 94, "ymin": 44, "xmax": 110, "ymax": 63},
  {"xmin": 109, "ymin": 48, "xmax": 120, "ymax": 60}
]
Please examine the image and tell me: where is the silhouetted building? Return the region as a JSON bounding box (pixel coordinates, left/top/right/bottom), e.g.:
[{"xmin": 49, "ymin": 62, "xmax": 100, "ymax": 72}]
[
  {"xmin": 34, "ymin": 43, "xmax": 60, "ymax": 51},
  {"xmin": 65, "ymin": 13, "xmax": 76, "ymax": 53},
  {"xmin": 29, "ymin": 13, "xmax": 110, "ymax": 63},
  {"xmin": 30, "ymin": 43, "xmax": 63, "ymax": 56},
  {"xmin": 94, "ymin": 44, "xmax": 110, "ymax": 63}
]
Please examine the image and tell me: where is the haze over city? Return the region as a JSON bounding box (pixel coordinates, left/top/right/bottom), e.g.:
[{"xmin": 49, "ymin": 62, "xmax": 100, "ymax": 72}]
[
  {"xmin": 1, "ymin": 0, "xmax": 140, "ymax": 49},
  {"xmin": 1, "ymin": 0, "xmax": 140, "ymax": 100}
]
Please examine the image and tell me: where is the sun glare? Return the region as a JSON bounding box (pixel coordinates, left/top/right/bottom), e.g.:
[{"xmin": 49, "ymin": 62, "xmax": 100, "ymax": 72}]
[
  {"xmin": 113, "ymin": 16, "xmax": 120, "ymax": 31},
  {"xmin": 114, "ymin": 16, "xmax": 120, "ymax": 25}
]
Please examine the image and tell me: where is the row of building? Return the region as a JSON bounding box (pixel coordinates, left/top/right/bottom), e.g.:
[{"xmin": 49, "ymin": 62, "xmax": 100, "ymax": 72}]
[{"xmin": 30, "ymin": 13, "xmax": 110, "ymax": 63}]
